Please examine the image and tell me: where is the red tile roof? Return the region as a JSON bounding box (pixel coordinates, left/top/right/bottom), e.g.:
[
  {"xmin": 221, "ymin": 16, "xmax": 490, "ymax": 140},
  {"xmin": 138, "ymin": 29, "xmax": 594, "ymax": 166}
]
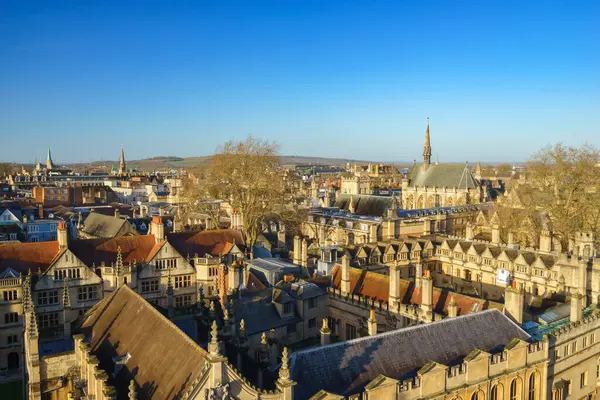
[
  {"xmin": 330, "ymin": 264, "xmax": 499, "ymax": 316},
  {"xmin": 0, "ymin": 241, "xmax": 62, "ymax": 274},
  {"xmin": 168, "ymin": 229, "xmax": 244, "ymax": 258},
  {"xmin": 69, "ymin": 235, "xmax": 162, "ymax": 267}
]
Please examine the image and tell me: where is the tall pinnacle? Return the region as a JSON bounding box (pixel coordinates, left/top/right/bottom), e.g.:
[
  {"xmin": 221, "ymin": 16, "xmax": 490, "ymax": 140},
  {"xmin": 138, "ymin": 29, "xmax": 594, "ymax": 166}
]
[
  {"xmin": 423, "ymin": 118, "xmax": 431, "ymax": 167},
  {"xmin": 46, "ymin": 146, "xmax": 55, "ymax": 170},
  {"xmin": 119, "ymin": 146, "xmax": 126, "ymax": 174}
]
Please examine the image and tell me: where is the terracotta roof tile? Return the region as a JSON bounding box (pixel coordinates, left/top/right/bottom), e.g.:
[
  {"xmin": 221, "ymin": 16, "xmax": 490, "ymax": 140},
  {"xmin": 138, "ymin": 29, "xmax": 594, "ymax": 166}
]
[
  {"xmin": 0, "ymin": 241, "xmax": 61, "ymax": 274},
  {"xmin": 168, "ymin": 229, "xmax": 245, "ymax": 258},
  {"xmin": 69, "ymin": 235, "xmax": 161, "ymax": 266}
]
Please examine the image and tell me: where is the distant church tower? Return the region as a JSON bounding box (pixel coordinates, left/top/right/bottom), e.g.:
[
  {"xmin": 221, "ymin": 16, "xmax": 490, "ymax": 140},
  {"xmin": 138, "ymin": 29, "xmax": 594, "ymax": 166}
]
[
  {"xmin": 46, "ymin": 146, "xmax": 55, "ymax": 170},
  {"xmin": 423, "ymin": 118, "xmax": 431, "ymax": 168},
  {"xmin": 118, "ymin": 147, "xmax": 126, "ymax": 175}
]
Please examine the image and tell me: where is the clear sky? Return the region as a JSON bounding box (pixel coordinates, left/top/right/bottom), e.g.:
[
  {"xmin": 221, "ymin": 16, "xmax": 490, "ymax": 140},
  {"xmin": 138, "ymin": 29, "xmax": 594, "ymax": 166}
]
[{"xmin": 1, "ymin": 1, "xmax": 599, "ymax": 164}]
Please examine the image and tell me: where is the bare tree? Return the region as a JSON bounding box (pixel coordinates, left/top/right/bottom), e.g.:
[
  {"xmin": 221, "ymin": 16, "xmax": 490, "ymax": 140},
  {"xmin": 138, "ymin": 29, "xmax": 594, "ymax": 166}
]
[
  {"xmin": 202, "ymin": 136, "xmax": 306, "ymax": 256},
  {"xmin": 508, "ymin": 143, "xmax": 600, "ymax": 247}
]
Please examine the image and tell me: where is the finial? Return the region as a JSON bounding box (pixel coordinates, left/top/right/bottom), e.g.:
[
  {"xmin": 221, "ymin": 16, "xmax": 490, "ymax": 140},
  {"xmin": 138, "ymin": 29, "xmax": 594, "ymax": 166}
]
[
  {"xmin": 270, "ymin": 328, "xmax": 276, "ymax": 339},
  {"xmin": 128, "ymin": 379, "xmax": 137, "ymax": 400},
  {"xmin": 209, "ymin": 300, "xmax": 215, "ymax": 312},
  {"xmin": 449, "ymin": 296, "xmax": 457, "ymax": 306},
  {"xmin": 240, "ymin": 319, "xmax": 246, "ymax": 332},
  {"xmin": 223, "ymin": 308, "xmax": 229, "ymax": 321},
  {"xmin": 261, "ymin": 332, "xmax": 267, "ymax": 345},
  {"xmin": 369, "ymin": 308, "xmax": 376, "ymax": 322},
  {"xmin": 211, "ymin": 320, "xmax": 219, "ymax": 344},
  {"xmin": 116, "ymin": 246, "xmax": 123, "ymax": 274},
  {"xmin": 29, "ymin": 307, "xmax": 39, "ymax": 339},
  {"xmin": 63, "ymin": 276, "xmax": 71, "ymax": 308},
  {"xmin": 278, "ymin": 347, "xmax": 291, "ymax": 382},
  {"xmin": 321, "ymin": 318, "xmax": 330, "ymax": 333}
]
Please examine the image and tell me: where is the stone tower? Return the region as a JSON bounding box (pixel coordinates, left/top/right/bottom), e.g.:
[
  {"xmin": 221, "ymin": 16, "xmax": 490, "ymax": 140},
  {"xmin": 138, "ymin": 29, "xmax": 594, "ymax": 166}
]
[
  {"xmin": 118, "ymin": 147, "xmax": 127, "ymax": 175},
  {"xmin": 423, "ymin": 118, "xmax": 431, "ymax": 168}
]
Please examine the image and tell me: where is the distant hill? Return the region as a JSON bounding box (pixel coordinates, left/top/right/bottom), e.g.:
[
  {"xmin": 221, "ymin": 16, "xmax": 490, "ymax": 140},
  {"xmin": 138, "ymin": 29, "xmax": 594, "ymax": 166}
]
[{"xmin": 63, "ymin": 155, "xmax": 378, "ymax": 172}]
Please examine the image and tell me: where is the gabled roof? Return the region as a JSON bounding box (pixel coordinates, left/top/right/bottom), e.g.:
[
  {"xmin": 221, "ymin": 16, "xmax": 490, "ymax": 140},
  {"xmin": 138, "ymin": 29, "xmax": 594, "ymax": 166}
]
[
  {"xmin": 290, "ymin": 310, "xmax": 529, "ymax": 399},
  {"xmin": 78, "ymin": 284, "xmax": 207, "ymax": 399},
  {"xmin": 0, "ymin": 241, "xmax": 62, "ymax": 274},
  {"xmin": 335, "ymin": 194, "xmax": 393, "ymax": 217},
  {"xmin": 81, "ymin": 212, "xmax": 136, "ymax": 238},
  {"xmin": 168, "ymin": 229, "xmax": 245, "ymax": 258},
  {"xmin": 69, "ymin": 235, "xmax": 162, "ymax": 266}
]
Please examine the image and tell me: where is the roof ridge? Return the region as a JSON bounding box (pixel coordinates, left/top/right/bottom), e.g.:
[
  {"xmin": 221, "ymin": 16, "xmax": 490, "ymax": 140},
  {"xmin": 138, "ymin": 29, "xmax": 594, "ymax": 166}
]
[{"xmin": 291, "ymin": 309, "xmax": 504, "ymax": 359}]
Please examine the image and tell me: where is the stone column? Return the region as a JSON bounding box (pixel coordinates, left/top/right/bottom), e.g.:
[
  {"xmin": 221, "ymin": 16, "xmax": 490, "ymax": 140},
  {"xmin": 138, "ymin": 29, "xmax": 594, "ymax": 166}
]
[{"xmin": 320, "ymin": 318, "xmax": 331, "ymax": 346}]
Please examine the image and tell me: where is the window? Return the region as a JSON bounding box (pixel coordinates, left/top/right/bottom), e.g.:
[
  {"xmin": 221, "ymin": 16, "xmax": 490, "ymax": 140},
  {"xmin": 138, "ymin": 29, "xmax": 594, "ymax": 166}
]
[
  {"xmin": 510, "ymin": 379, "xmax": 518, "ymax": 400},
  {"xmin": 583, "ymin": 337, "xmax": 588, "ymax": 348},
  {"xmin": 283, "ymin": 303, "xmax": 292, "ymax": 314},
  {"xmin": 77, "ymin": 286, "xmax": 98, "ymax": 301},
  {"xmin": 209, "ymin": 267, "xmax": 218, "ymax": 277},
  {"xmin": 286, "ymin": 323, "xmax": 296, "ymax": 334},
  {"xmin": 7, "ymin": 335, "xmax": 18, "ymax": 345},
  {"xmin": 4, "ymin": 313, "xmax": 18, "ymax": 324},
  {"xmin": 141, "ymin": 279, "xmax": 159, "ymax": 293},
  {"xmin": 308, "ymin": 297, "xmax": 318, "ymax": 309},
  {"xmin": 564, "ymin": 345, "xmax": 569, "ymax": 357},
  {"xmin": 37, "ymin": 290, "xmax": 58, "ymax": 306},
  {"xmin": 175, "ymin": 295, "xmax": 192, "ymax": 307},
  {"xmin": 156, "ymin": 258, "xmax": 177, "ymax": 270},
  {"xmin": 38, "ymin": 313, "xmax": 59, "ymax": 328},
  {"xmin": 174, "ymin": 275, "xmax": 191, "ymax": 289},
  {"xmin": 3, "ymin": 290, "xmax": 18, "ymax": 301},
  {"xmin": 581, "ymin": 371, "xmax": 588, "ymax": 388},
  {"xmin": 528, "ymin": 373, "xmax": 537, "ymax": 400},
  {"xmin": 490, "ymin": 385, "xmax": 499, "ymax": 400},
  {"xmin": 571, "ymin": 342, "xmax": 577, "ymax": 353},
  {"xmin": 346, "ymin": 323, "xmax": 357, "ymax": 340},
  {"xmin": 592, "ymin": 333, "xmax": 596, "ymax": 344},
  {"xmin": 471, "ymin": 392, "xmax": 480, "ymax": 400},
  {"xmin": 308, "ymin": 318, "xmax": 316, "ymax": 329}
]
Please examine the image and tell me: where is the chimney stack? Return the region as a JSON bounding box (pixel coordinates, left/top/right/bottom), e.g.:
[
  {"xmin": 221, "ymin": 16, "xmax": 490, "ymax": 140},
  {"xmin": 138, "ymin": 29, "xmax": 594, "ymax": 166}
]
[
  {"xmin": 320, "ymin": 318, "xmax": 331, "ymax": 346},
  {"xmin": 151, "ymin": 216, "xmax": 165, "ymax": 243},
  {"xmin": 420, "ymin": 270, "xmax": 433, "ymax": 321},
  {"xmin": 57, "ymin": 221, "xmax": 68, "ymax": 249},
  {"xmin": 114, "ymin": 208, "xmax": 121, "ymax": 219},
  {"xmin": 447, "ymin": 296, "xmax": 458, "ymax": 318},
  {"xmin": 367, "ymin": 308, "xmax": 377, "ymax": 336},
  {"xmin": 341, "ymin": 254, "xmax": 351, "ymax": 294},
  {"xmin": 504, "ymin": 281, "xmax": 524, "ymax": 325}
]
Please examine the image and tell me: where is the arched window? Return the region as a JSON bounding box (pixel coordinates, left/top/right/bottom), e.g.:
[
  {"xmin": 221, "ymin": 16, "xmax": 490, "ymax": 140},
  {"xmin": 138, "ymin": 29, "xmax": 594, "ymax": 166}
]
[
  {"xmin": 510, "ymin": 379, "xmax": 519, "ymax": 400},
  {"xmin": 471, "ymin": 392, "xmax": 481, "ymax": 400},
  {"xmin": 528, "ymin": 373, "xmax": 537, "ymax": 400},
  {"xmin": 490, "ymin": 385, "xmax": 498, "ymax": 400}
]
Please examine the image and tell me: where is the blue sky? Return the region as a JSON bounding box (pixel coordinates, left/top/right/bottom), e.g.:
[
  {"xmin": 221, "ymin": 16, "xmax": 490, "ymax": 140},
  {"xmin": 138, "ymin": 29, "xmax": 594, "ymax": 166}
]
[{"xmin": 1, "ymin": 1, "xmax": 599, "ymax": 164}]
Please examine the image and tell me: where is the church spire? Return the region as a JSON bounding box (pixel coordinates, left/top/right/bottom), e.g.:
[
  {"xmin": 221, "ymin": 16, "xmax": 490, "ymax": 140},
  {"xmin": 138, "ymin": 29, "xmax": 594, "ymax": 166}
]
[
  {"xmin": 46, "ymin": 146, "xmax": 55, "ymax": 170},
  {"xmin": 423, "ymin": 118, "xmax": 431, "ymax": 167},
  {"xmin": 118, "ymin": 146, "xmax": 126, "ymax": 175}
]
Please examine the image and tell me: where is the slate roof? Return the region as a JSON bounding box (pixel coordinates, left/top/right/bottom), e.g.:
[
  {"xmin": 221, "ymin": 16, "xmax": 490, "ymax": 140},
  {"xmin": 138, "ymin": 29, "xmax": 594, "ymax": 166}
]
[
  {"xmin": 81, "ymin": 212, "xmax": 137, "ymax": 238},
  {"xmin": 335, "ymin": 194, "xmax": 393, "ymax": 217},
  {"xmin": 168, "ymin": 229, "xmax": 245, "ymax": 258},
  {"xmin": 289, "ymin": 309, "xmax": 529, "ymax": 399},
  {"xmin": 0, "ymin": 241, "xmax": 62, "ymax": 274},
  {"xmin": 407, "ymin": 164, "xmax": 479, "ymax": 189},
  {"xmin": 78, "ymin": 284, "xmax": 208, "ymax": 400},
  {"xmin": 234, "ymin": 288, "xmax": 300, "ymax": 335}
]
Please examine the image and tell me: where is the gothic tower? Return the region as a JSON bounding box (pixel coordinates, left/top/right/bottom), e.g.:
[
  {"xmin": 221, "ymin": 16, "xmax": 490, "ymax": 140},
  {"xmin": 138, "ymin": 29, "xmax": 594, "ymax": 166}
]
[
  {"xmin": 423, "ymin": 118, "xmax": 431, "ymax": 168},
  {"xmin": 118, "ymin": 147, "xmax": 127, "ymax": 175}
]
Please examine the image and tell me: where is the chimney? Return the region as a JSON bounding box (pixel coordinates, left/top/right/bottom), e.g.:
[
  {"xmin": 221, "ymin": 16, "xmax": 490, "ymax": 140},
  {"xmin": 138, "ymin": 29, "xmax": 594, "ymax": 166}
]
[
  {"xmin": 491, "ymin": 224, "xmax": 501, "ymax": 245},
  {"xmin": 151, "ymin": 216, "xmax": 165, "ymax": 243},
  {"xmin": 465, "ymin": 222, "xmax": 474, "ymax": 240},
  {"xmin": 570, "ymin": 293, "xmax": 584, "ymax": 323},
  {"xmin": 341, "ymin": 254, "xmax": 351, "ymax": 294},
  {"xmin": 389, "ymin": 263, "xmax": 401, "ymax": 308},
  {"xmin": 227, "ymin": 261, "xmax": 242, "ymax": 295},
  {"xmin": 301, "ymin": 238, "xmax": 308, "ymax": 268},
  {"xmin": 114, "ymin": 208, "xmax": 120, "ymax": 219},
  {"xmin": 420, "ymin": 270, "xmax": 433, "ymax": 321},
  {"xmin": 447, "ymin": 296, "xmax": 458, "ymax": 318},
  {"xmin": 57, "ymin": 221, "xmax": 68, "ymax": 249},
  {"xmin": 293, "ymin": 236, "xmax": 301, "ymax": 265},
  {"xmin": 320, "ymin": 318, "xmax": 331, "ymax": 346},
  {"xmin": 504, "ymin": 281, "xmax": 524, "ymax": 325},
  {"xmin": 367, "ymin": 308, "xmax": 377, "ymax": 336},
  {"xmin": 38, "ymin": 204, "xmax": 43, "ymax": 219},
  {"xmin": 539, "ymin": 230, "xmax": 552, "ymax": 253}
]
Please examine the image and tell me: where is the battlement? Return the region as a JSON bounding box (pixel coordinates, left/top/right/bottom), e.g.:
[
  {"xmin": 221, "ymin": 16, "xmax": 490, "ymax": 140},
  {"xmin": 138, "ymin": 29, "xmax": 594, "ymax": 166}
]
[{"xmin": 552, "ymin": 309, "xmax": 600, "ymax": 342}]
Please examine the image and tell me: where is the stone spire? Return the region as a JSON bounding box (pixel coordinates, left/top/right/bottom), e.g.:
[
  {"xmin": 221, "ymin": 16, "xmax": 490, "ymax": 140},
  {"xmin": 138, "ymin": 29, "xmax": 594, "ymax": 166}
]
[
  {"xmin": 118, "ymin": 146, "xmax": 126, "ymax": 174},
  {"xmin": 423, "ymin": 118, "xmax": 431, "ymax": 167},
  {"xmin": 63, "ymin": 277, "xmax": 71, "ymax": 309},
  {"xmin": 115, "ymin": 246, "xmax": 123, "ymax": 277},
  {"xmin": 278, "ymin": 347, "xmax": 291, "ymax": 382},
  {"xmin": 46, "ymin": 146, "xmax": 55, "ymax": 170},
  {"xmin": 29, "ymin": 306, "xmax": 39, "ymax": 339}
]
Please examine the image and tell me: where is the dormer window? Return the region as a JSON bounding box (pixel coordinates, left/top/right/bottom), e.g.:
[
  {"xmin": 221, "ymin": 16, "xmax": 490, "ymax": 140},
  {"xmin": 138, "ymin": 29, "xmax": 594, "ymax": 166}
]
[{"xmin": 284, "ymin": 303, "xmax": 292, "ymax": 314}]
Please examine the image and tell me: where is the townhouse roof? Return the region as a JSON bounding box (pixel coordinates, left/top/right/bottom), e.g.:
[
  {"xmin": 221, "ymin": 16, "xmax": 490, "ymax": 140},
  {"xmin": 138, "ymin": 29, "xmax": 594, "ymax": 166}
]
[
  {"xmin": 78, "ymin": 284, "xmax": 208, "ymax": 399},
  {"xmin": 289, "ymin": 309, "xmax": 529, "ymax": 399},
  {"xmin": 80, "ymin": 212, "xmax": 137, "ymax": 238}
]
